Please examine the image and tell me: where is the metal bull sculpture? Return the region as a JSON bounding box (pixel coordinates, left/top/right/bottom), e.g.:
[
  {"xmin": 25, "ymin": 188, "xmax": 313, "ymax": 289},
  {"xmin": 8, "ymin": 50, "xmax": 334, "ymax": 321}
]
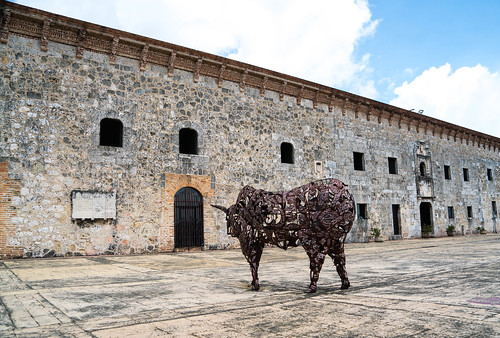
[{"xmin": 212, "ymin": 179, "xmax": 355, "ymax": 293}]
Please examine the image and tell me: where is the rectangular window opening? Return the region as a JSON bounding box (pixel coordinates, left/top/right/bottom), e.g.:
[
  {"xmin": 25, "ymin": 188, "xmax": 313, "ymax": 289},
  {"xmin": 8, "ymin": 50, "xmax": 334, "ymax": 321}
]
[
  {"xmin": 444, "ymin": 165, "xmax": 451, "ymax": 180},
  {"xmin": 487, "ymin": 168, "xmax": 493, "ymax": 181},
  {"xmin": 492, "ymin": 201, "xmax": 497, "ymax": 219},
  {"xmin": 388, "ymin": 157, "xmax": 398, "ymax": 174},
  {"xmin": 467, "ymin": 206, "xmax": 473, "ymax": 219},
  {"xmin": 357, "ymin": 203, "xmax": 367, "ymax": 220},
  {"xmin": 447, "ymin": 206, "xmax": 454, "ymax": 219},
  {"xmin": 280, "ymin": 142, "xmax": 294, "ymax": 164},
  {"xmin": 100, "ymin": 118, "xmax": 123, "ymax": 147},
  {"xmin": 353, "ymin": 152, "xmax": 365, "ymax": 171},
  {"xmin": 463, "ymin": 168, "xmax": 469, "ymax": 182},
  {"xmin": 179, "ymin": 128, "xmax": 199, "ymax": 155}
]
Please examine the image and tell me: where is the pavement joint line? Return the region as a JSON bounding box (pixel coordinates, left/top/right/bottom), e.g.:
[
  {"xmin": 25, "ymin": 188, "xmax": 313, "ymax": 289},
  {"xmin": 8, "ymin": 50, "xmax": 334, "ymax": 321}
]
[
  {"xmin": 37, "ymin": 292, "xmax": 74, "ymax": 324},
  {"xmin": 84, "ymin": 291, "xmax": 306, "ymax": 332},
  {"xmin": 347, "ymin": 260, "xmax": 500, "ymax": 292},
  {"xmin": 310, "ymin": 294, "xmax": 499, "ymax": 322},
  {"xmin": 5, "ymin": 300, "xmax": 38, "ymax": 329},
  {"xmin": 0, "ymin": 296, "xmax": 15, "ymax": 329},
  {"xmin": 9, "ymin": 322, "xmax": 93, "ymax": 338},
  {"xmin": 0, "ymin": 277, "xmax": 192, "ymax": 297},
  {"xmin": 0, "ymin": 265, "xmax": 32, "ymax": 289}
]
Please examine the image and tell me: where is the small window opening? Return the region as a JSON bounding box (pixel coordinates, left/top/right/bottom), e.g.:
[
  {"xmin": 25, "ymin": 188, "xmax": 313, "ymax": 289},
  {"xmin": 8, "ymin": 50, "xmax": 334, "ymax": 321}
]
[
  {"xmin": 179, "ymin": 128, "xmax": 198, "ymax": 155},
  {"xmin": 463, "ymin": 168, "xmax": 469, "ymax": 182},
  {"xmin": 314, "ymin": 161, "xmax": 323, "ymax": 174},
  {"xmin": 99, "ymin": 118, "xmax": 123, "ymax": 147},
  {"xmin": 492, "ymin": 201, "xmax": 497, "ymax": 219},
  {"xmin": 447, "ymin": 206, "xmax": 454, "ymax": 219},
  {"xmin": 280, "ymin": 142, "xmax": 294, "ymax": 164},
  {"xmin": 353, "ymin": 152, "xmax": 365, "ymax": 171},
  {"xmin": 388, "ymin": 157, "xmax": 398, "ymax": 174},
  {"xmin": 487, "ymin": 168, "xmax": 493, "ymax": 181},
  {"xmin": 467, "ymin": 206, "xmax": 473, "ymax": 219},
  {"xmin": 419, "ymin": 162, "xmax": 426, "ymax": 177},
  {"xmin": 444, "ymin": 165, "xmax": 451, "ymax": 180},
  {"xmin": 357, "ymin": 203, "xmax": 367, "ymax": 219}
]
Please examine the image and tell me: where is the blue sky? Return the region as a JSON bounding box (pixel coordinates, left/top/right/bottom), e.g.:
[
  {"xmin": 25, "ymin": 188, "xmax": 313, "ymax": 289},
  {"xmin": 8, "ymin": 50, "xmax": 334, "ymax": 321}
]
[
  {"xmin": 13, "ymin": 0, "xmax": 500, "ymax": 138},
  {"xmin": 360, "ymin": 0, "xmax": 500, "ymax": 103}
]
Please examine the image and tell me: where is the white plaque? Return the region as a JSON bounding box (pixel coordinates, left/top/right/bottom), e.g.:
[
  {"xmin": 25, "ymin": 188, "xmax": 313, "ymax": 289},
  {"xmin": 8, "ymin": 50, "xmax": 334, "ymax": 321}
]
[{"xmin": 72, "ymin": 191, "xmax": 116, "ymax": 220}]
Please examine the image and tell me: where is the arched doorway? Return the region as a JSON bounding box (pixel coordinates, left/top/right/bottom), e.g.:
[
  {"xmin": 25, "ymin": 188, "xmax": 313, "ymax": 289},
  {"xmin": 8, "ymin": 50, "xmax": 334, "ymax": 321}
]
[
  {"xmin": 174, "ymin": 187, "xmax": 203, "ymax": 248},
  {"xmin": 420, "ymin": 202, "xmax": 433, "ymax": 233}
]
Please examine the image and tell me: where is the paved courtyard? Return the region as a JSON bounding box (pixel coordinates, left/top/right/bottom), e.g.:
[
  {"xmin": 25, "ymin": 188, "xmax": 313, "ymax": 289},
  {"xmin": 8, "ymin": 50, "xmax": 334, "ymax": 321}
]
[{"xmin": 1, "ymin": 234, "xmax": 499, "ymax": 337}]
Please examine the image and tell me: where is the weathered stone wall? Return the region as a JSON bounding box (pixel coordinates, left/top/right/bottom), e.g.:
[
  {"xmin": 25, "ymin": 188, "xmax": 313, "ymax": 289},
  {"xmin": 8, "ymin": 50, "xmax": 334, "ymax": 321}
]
[
  {"xmin": 0, "ymin": 12, "xmax": 499, "ymax": 258},
  {"xmin": 334, "ymin": 111, "xmax": 500, "ymax": 240}
]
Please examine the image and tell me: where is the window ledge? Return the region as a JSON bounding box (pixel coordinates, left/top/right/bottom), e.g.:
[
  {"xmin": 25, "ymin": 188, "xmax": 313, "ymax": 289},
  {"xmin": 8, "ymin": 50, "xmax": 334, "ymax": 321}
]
[{"xmin": 178, "ymin": 153, "xmax": 208, "ymax": 159}]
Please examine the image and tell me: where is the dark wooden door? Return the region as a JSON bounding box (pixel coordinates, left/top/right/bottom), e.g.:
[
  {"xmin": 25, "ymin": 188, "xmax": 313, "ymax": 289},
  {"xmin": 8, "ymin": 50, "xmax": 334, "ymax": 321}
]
[
  {"xmin": 420, "ymin": 202, "xmax": 433, "ymax": 232},
  {"xmin": 392, "ymin": 204, "xmax": 401, "ymax": 236},
  {"xmin": 174, "ymin": 187, "xmax": 203, "ymax": 248}
]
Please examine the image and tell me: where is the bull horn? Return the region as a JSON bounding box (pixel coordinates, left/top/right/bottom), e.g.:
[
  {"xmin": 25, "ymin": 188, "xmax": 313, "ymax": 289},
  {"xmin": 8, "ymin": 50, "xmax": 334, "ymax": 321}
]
[{"xmin": 211, "ymin": 204, "xmax": 228, "ymax": 214}]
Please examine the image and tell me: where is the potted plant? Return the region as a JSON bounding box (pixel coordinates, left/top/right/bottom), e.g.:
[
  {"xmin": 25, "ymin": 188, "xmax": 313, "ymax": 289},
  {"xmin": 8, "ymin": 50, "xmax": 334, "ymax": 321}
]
[
  {"xmin": 370, "ymin": 227, "xmax": 383, "ymax": 242},
  {"xmin": 446, "ymin": 225, "xmax": 456, "ymax": 236},
  {"xmin": 476, "ymin": 226, "xmax": 487, "ymax": 235},
  {"xmin": 422, "ymin": 224, "xmax": 432, "ymax": 238}
]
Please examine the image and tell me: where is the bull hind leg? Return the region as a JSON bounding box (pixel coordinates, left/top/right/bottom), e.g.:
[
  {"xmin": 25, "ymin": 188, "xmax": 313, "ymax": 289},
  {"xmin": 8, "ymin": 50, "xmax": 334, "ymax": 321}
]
[
  {"xmin": 329, "ymin": 239, "xmax": 350, "ymax": 289},
  {"xmin": 304, "ymin": 241, "xmax": 327, "ymax": 293}
]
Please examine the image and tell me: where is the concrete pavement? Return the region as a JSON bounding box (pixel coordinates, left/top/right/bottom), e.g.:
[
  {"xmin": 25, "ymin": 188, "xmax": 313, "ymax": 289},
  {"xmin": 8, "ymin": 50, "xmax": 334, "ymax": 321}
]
[{"xmin": 1, "ymin": 234, "xmax": 499, "ymax": 337}]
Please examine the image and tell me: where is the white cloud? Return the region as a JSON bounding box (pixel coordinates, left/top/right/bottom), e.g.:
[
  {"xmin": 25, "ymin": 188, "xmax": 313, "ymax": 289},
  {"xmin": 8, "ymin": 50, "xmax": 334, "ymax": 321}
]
[
  {"xmin": 404, "ymin": 68, "xmax": 414, "ymax": 76},
  {"xmin": 390, "ymin": 64, "xmax": 500, "ymax": 138},
  {"xmin": 16, "ymin": 0, "xmax": 379, "ymax": 98}
]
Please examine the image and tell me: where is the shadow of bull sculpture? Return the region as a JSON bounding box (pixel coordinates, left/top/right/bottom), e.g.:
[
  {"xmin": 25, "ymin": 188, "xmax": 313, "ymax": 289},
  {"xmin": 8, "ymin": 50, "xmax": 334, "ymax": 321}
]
[{"xmin": 212, "ymin": 179, "xmax": 355, "ymax": 293}]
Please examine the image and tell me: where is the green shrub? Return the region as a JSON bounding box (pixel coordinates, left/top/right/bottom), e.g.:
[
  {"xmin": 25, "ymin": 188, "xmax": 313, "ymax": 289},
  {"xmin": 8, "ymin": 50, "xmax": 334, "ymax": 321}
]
[
  {"xmin": 422, "ymin": 224, "xmax": 432, "ymax": 233},
  {"xmin": 370, "ymin": 227, "xmax": 381, "ymax": 237}
]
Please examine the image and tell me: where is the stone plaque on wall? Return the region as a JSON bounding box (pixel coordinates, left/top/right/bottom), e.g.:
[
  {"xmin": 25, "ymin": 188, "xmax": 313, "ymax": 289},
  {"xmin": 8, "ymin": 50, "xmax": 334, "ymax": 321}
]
[{"xmin": 71, "ymin": 191, "xmax": 116, "ymax": 220}]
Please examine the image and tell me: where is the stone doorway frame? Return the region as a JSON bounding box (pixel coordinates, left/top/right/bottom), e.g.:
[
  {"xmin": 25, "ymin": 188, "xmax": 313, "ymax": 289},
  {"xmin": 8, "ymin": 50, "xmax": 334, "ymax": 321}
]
[
  {"xmin": 420, "ymin": 201, "xmax": 433, "ymax": 234},
  {"xmin": 159, "ymin": 174, "xmax": 214, "ymax": 252}
]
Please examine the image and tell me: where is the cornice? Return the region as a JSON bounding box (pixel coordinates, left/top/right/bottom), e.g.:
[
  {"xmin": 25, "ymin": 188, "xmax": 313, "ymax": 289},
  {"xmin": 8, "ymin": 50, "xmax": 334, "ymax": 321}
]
[{"xmin": 1, "ymin": 1, "xmax": 499, "ymax": 152}]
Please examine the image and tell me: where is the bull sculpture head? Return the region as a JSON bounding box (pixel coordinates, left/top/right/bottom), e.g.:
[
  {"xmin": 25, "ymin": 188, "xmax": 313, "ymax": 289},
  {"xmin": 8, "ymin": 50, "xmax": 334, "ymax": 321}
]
[{"xmin": 211, "ymin": 204, "xmax": 240, "ymax": 237}]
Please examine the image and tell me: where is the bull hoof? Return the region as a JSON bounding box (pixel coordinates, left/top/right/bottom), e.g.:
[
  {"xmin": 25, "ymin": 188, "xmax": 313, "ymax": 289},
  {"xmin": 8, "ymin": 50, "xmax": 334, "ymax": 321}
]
[
  {"xmin": 251, "ymin": 282, "xmax": 260, "ymax": 291},
  {"xmin": 307, "ymin": 286, "xmax": 317, "ymax": 293},
  {"xmin": 341, "ymin": 281, "xmax": 350, "ymax": 289}
]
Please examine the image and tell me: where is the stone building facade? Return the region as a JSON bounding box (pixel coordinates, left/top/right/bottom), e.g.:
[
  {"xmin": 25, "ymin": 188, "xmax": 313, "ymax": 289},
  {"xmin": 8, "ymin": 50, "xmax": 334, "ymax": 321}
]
[{"xmin": 0, "ymin": 2, "xmax": 499, "ymax": 258}]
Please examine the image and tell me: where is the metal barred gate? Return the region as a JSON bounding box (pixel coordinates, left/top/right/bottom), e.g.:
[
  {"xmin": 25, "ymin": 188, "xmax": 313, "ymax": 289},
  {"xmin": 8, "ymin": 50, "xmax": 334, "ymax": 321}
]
[{"xmin": 174, "ymin": 187, "xmax": 204, "ymax": 248}]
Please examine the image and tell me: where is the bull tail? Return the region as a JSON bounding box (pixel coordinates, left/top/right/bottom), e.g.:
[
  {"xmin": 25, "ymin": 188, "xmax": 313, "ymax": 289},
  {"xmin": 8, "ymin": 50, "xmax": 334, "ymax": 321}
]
[{"xmin": 211, "ymin": 204, "xmax": 228, "ymax": 214}]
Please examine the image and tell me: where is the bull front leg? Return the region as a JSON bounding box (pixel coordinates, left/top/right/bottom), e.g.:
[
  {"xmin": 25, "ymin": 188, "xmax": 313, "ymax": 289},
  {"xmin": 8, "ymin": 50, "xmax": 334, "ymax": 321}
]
[
  {"xmin": 303, "ymin": 240, "xmax": 326, "ymax": 293},
  {"xmin": 329, "ymin": 239, "xmax": 350, "ymax": 289},
  {"xmin": 241, "ymin": 239, "xmax": 264, "ymax": 291}
]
